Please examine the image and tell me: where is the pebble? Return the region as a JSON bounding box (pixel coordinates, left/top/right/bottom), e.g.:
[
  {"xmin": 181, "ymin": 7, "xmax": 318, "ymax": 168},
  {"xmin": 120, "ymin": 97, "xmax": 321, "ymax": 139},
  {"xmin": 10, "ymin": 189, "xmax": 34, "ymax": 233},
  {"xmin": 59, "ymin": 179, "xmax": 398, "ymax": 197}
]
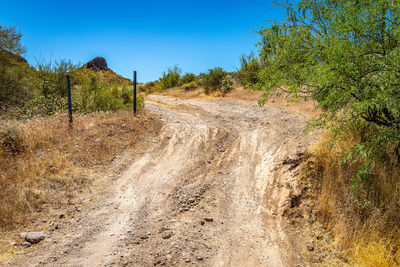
[
  {"xmin": 25, "ymin": 232, "xmax": 46, "ymax": 244},
  {"xmin": 204, "ymin": 217, "xmax": 214, "ymax": 222},
  {"xmin": 22, "ymin": 241, "xmax": 31, "ymax": 247}
]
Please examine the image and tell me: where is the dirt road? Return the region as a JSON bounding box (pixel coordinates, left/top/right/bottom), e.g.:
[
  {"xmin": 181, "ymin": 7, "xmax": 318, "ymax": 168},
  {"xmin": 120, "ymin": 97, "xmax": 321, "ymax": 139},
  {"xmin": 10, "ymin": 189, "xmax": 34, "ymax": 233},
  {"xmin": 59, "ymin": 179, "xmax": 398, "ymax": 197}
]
[{"xmin": 9, "ymin": 95, "xmax": 314, "ymax": 266}]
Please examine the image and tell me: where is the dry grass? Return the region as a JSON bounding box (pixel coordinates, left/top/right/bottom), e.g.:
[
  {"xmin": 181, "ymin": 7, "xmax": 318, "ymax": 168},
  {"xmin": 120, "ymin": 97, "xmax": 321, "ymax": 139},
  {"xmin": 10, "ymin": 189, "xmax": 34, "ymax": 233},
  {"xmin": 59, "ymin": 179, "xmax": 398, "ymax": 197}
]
[
  {"xmin": 0, "ymin": 110, "xmax": 162, "ymax": 230},
  {"xmin": 304, "ymin": 130, "xmax": 400, "ymax": 266}
]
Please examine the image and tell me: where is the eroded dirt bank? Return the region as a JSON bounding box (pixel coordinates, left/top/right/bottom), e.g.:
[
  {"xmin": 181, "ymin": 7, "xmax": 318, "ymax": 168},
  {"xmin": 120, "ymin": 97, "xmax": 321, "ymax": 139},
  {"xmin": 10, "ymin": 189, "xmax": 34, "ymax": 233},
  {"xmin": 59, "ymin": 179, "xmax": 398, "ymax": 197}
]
[{"xmin": 7, "ymin": 95, "xmax": 314, "ymax": 266}]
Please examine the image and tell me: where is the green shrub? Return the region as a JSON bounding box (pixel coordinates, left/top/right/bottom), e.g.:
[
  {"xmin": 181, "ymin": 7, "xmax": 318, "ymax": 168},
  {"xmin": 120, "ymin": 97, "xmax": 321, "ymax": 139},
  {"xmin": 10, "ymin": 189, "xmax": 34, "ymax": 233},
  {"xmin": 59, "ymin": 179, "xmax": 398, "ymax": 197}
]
[
  {"xmin": 138, "ymin": 81, "xmax": 162, "ymax": 94},
  {"xmin": 181, "ymin": 81, "xmax": 198, "ymax": 91},
  {"xmin": 237, "ymin": 52, "xmax": 261, "ymax": 89},
  {"xmin": 160, "ymin": 65, "xmax": 181, "ymax": 90},
  {"xmin": 35, "ymin": 59, "xmax": 79, "ymax": 98},
  {"xmin": 220, "ymin": 76, "xmax": 233, "ymax": 94},
  {"xmin": 200, "ymin": 67, "xmax": 233, "ymax": 94},
  {"xmin": 179, "ymin": 73, "xmax": 197, "ymax": 86},
  {"xmin": 23, "ymin": 95, "xmax": 67, "ymax": 117}
]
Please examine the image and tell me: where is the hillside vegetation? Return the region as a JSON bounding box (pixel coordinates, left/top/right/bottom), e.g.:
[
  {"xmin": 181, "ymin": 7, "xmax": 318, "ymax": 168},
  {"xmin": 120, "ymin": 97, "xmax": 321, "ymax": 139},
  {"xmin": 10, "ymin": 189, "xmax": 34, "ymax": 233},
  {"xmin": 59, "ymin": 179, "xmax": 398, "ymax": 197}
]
[{"xmin": 0, "ymin": 25, "xmax": 143, "ymax": 119}]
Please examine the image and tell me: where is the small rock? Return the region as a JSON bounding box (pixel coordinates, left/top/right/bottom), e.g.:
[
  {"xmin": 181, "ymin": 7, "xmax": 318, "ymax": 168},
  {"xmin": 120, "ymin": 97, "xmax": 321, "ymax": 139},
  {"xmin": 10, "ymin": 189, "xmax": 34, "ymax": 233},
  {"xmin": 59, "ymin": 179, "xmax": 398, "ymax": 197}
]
[
  {"xmin": 59, "ymin": 214, "xmax": 65, "ymax": 219},
  {"xmin": 25, "ymin": 232, "xmax": 46, "ymax": 244},
  {"xmin": 307, "ymin": 244, "xmax": 314, "ymax": 252},
  {"xmin": 204, "ymin": 217, "xmax": 213, "ymax": 222},
  {"xmin": 200, "ymin": 220, "xmax": 205, "ymax": 225},
  {"xmin": 22, "ymin": 242, "xmax": 31, "ymax": 247},
  {"xmin": 95, "ymin": 138, "xmax": 101, "ymax": 143},
  {"xmin": 81, "ymin": 199, "xmax": 90, "ymax": 204},
  {"xmin": 162, "ymin": 232, "xmax": 173, "ymax": 239},
  {"xmin": 19, "ymin": 232, "xmax": 27, "ymax": 239},
  {"xmin": 196, "ymin": 256, "xmax": 203, "ymax": 261},
  {"xmin": 11, "ymin": 241, "xmax": 17, "ymax": 247}
]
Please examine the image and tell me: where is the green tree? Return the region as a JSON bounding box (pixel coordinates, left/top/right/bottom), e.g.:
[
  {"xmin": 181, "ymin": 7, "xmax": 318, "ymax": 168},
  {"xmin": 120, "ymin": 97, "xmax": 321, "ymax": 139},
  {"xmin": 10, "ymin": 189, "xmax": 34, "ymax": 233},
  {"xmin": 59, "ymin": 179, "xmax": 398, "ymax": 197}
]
[
  {"xmin": 0, "ymin": 25, "xmax": 25, "ymax": 55},
  {"xmin": 258, "ymin": 0, "xmax": 400, "ymax": 164},
  {"xmin": 200, "ymin": 67, "xmax": 232, "ymax": 94},
  {"xmin": 160, "ymin": 65, "xmax": 181, "ymax": 90},
  {"xmin": 0, "ymin": 25, "xmax": 32, "ymax": 109},
  {"xmin": 178, "ymin": 73, "xmax": 197, "ymax": 86},
  {"xmin": 35, "ymin": 58, "xmax": 78, "ymax": 97},
  {"xmin": 238, "ymin": 52, "xmax": 261, "ymax": 88}
]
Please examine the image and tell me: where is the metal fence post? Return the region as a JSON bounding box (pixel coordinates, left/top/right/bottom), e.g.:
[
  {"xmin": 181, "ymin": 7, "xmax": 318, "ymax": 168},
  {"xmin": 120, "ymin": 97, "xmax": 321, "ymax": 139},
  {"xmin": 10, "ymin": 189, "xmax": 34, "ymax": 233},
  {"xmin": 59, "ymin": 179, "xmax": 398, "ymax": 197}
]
[
  {"xmin": 66, "ymin": 75, "xmax": 73, "ymax": 128},
  {"xmin": 133, "ymin": 71, "xmax": 137, "ymax": 115}
]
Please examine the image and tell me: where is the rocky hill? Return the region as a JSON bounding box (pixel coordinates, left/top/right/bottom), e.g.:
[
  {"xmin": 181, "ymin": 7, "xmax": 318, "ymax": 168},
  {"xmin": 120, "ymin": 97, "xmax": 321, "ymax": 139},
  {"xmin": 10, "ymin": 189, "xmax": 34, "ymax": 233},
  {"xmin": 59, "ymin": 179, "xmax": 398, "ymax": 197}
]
[{"xmin": 81, "ymin": 57, "xmax": 131, "ymax": 85}]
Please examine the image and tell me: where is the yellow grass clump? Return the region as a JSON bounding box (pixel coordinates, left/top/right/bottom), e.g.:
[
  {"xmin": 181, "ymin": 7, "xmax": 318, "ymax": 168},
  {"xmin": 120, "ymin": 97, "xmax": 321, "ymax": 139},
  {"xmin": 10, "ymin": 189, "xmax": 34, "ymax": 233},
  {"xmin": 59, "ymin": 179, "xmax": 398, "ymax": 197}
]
[{"xmin": 304, "ymin": 130, "xmax": 400, "ymax": 266}]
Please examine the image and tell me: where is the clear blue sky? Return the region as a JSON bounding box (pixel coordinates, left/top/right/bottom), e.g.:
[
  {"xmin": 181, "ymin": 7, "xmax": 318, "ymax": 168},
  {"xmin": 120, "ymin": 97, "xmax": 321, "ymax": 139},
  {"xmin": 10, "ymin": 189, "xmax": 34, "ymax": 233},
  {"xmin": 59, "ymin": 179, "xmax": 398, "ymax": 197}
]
[{"xmin": 0, "ymin": 0, "xmax": 282, "ymax": 82}]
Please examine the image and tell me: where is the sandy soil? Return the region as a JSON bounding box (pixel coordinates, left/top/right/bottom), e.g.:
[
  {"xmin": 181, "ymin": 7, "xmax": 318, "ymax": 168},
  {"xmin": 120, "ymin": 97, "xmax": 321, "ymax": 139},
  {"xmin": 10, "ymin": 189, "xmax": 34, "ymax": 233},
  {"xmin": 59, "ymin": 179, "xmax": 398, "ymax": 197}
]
[{"xmin": 6, "ymin": 94, "xmax": 316, "ymax": 266}]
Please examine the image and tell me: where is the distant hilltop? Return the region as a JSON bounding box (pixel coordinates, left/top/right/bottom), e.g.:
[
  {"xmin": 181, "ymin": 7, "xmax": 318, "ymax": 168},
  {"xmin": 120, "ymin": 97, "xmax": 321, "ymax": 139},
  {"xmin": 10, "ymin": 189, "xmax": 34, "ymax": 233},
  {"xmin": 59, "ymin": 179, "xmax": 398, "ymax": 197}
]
[
  {"xmin": 81, "ymin": 57, "xmax": 131, "ymax": 84},
  {"xmin": 84, "ymin": 57, "xmax": 109, "ymax": 71}
]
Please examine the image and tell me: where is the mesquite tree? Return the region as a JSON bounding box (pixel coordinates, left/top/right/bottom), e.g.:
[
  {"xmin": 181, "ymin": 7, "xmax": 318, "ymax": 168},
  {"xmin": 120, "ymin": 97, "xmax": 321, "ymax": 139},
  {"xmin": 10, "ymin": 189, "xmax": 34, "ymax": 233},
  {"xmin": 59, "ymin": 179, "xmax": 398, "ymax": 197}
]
[{"xmin": 258, "ymin": 0, "xmax": 400, "ymax": 167}]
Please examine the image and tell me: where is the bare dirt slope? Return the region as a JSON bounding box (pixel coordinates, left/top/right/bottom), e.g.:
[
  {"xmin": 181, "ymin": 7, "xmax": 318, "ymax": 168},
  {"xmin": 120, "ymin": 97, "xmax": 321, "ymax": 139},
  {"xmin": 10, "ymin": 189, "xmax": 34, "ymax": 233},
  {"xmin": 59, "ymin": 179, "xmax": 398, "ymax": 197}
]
[{"xmin": 7, "ymin": 95, "xmax": 314, "ymax": 266}]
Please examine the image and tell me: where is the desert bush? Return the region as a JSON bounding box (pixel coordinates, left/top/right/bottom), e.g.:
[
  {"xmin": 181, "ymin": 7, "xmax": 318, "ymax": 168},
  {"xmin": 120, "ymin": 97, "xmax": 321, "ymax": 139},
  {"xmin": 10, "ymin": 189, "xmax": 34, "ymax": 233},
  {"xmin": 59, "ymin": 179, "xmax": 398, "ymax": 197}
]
[
  {"xmin": 181, "ymin": 81, "xmax": 198, "ymax": 91},
  {"xmin": 35, "ymin": 58, "xmax": 79, "ymax": 98},
  {"xmin": 237, "ymin": 52, "xmax": 261, "ymax": 89},
  {"xmin": 200, "ymin": 67, "xmax": 233, "ymax": 95},
  {"xmin": 0, "ymin": 25, "xmax": 39, "ymax": 109},
  {"xmin": 160, "ymin": 65, "xmax": 181, "ymax": 90},
  {"xmin": 72, "ymin": 77, "xmax": 144, "ymax": 113},
  {"xmin": 178, "ymin": 73, "xmax": 197, "ymax": 86},
  {"xmin": 138, "ymin": 81, "xmax": 162, "ymax": 95},
  {"xmin": 0, "ymin": 124, "xmax": 25, "ymax": 155},
  {"xmin": 220, "ymin": 75, "xmax": 233, "ymax": 94},
  {"xmin": 23, "ymin": 95, "xmax": 67, "ymax": 117}
]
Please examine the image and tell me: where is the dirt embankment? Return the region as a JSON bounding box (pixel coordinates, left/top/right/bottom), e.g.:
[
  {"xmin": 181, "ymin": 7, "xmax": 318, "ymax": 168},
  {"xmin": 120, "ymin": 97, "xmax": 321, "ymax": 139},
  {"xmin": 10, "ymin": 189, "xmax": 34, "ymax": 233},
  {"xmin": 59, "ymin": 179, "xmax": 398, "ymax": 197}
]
[{"xmin": 6, "ymin": 94, "xmax": 326, "ymax": 266}]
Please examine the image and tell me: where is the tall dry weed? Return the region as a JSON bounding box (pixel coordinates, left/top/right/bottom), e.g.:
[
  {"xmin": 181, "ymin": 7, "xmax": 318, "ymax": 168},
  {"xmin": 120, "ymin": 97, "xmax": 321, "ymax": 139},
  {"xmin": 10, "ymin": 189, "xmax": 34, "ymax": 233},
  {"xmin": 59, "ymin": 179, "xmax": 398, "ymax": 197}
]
[{"xmin": 304, "ymin": 130, "xmax": 400, "ymax": 266}]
